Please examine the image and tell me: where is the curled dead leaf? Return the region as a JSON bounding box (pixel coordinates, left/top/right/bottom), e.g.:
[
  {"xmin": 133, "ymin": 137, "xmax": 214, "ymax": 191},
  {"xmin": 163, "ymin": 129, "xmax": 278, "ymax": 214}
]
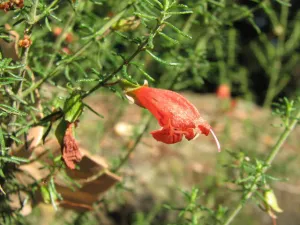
[
  {"xmin": 62, "ymin": 122, "xmax": 82, "ymax": 170},
  {"xmin": 15, "ymin": 138, "xmax": 121, "ymax": 212}
]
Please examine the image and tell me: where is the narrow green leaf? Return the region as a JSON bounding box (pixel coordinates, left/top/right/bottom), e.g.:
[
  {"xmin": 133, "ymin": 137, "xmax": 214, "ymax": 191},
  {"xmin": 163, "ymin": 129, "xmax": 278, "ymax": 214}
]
[
  {"xmin": 72, "ymin": 62, "xmax": 88, "ymax": 77},
  {"xmin": 166, "ymin": 11, "xmax": 193, "ymax": 15},
  {"xmin": 275, "ymin": 0, "xmax": 291, "ymax": 6},
  {"xmin": 40, "ymin": 186, "xmax": 51, "ymax": 203},
  {"xmin": 89, "ymin": 0, "xmax": 103, "ymax": 5},
  {"xmin": 9, "ymin": 135, "xmax": 23, "ymax": 145},
  {"xmin": 131, "ymin": 62, "xmax": 155, "ymax": 82},
  {"xmin": 147, "ymin": 33, "xmax": 154, "ymax": 49},
  {"xmin": 140, "ymin": 1, "xmax": 159, "ymax": 17},
  {"xmin": 15, "ymin": 125, "xmax": 30, "ymax": 137},
  {"xmin": 77, "ymin": 78, "xmax": 99, "ymax": 83},
  {"xmin": 48, "ymin": 177, "xmax": 58, "ymax": 210},
  {"xmin": 175, "ymin": 4, "xmax": 189, "ymax": 9},
  {"xmin": 83, "ymin": 103, "xmax": 104, "ymax": 119},
  {"xmin": 114, "ymin": 31, "xmax": 129, "ymax": 40},
  {"xmin": 0, "ymin": 112, "xmax": 8, "ymax": 117},
  {"xmin": 151, "ymin": 0, "xmax": 163, "ymax": 9},
  {"xmin": 134, "ymin": 12, "xmax": 157, "ymax": 20},
  {"xmin": 247, "ymin": 17, "xmax": 261, "ymax": 34},
  {"xmin": 144, "ymin": 0, "xmax": 154, "ymax": 7},
  {"xmin": 121, "ymin": 65, "xmax": 136, "ymax": 84},
  {"xmin": 264, "ymin": 174, "xmax": 286, "ymax": 182},
  {"xmin": 0, "ymin": 127, "xmax": 5, "ymax": 153},
  {"xmin": 64, "ymin": 65, "xmax": 71, "ymax": 81},
  {"xmin": 146, "ymin": 50, "xmax": 180, "ymax": 66},
  {"xmin": 0, "ymin": 104, "xmax": 27, "ymax": 116},
  {"xmin": 8, "ymin": 92, "xmax": 28, "ymax": 105},
  {"xmin": 45, "ymin": 17, "xmax": 52, "ymax": 32},
  {"xmin": 137, "ymin": 67, "xmax": 155, "ymax": 82},
  {"xmin": 0, "ymin": 77, "xmax": 24, "ymax": 85},
  {"xmin": 0, "ymin": 168, "xmax": 5, "ymax": 178},
  {"xmin": 49, "ymin": 13, "xmax": 62, "ymax": 22},
  {"xmin": 164, "ymin": 22, "xmax": 192, "ymax": 39},
  {"xmin": 86, "ymin": 6, "xmax": 127, "ymax": 39},
  {"xmin": 0, "ymin": 156, "xmax": 29, "ymax": 164},
  {"xmin": 158, "ymin": 31, "xmax": 179, "ymax": 44},
  {"xmin": 55, "ymin": 119, "xmax": 68, "ymax": 147},
  {"xmin": 207, "ymin": 0, "xmax": 225, "ymax": 7},
  {"xmin": 10, "ymin": 156, "xmax": 30, "ymax": 163}
]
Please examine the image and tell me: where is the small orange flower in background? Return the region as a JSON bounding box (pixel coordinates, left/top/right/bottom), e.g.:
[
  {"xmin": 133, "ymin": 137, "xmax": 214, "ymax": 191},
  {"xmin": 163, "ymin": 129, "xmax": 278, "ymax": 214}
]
[
  {"xmin": 53, "ymin": 27, "xmax": 74, "ymax": 44},
  {"xmin": 19, "ymin": 35, "xmax": 32, "ymax": 48},
  {"xmin": 0, "ymin": 2, "xmax": 11, "ymax": 11},
  {"xmin": 53, "ymin": 27, "xmax": 63, "ymax": 36},
  {"xmin": 62, "ymin": 47, "xmax": 71, "ymax": 55},
  {"xmin": 65, "ymin": 33, "xmax": 73, "ymax": 43},
  {"xmin": 216, "ymin": 83, "xmax": 231, "ymax": 99},
  {"xmin": 0, "ymin": 0, "xmax": 24, "ymax": 12},
  {"xmin": 126, "ymin": 83, "xmax": 221, "ymax": 152},
  {"xmin": 216, "ymin": 83, "xmax": 237, "ymax": 111}
]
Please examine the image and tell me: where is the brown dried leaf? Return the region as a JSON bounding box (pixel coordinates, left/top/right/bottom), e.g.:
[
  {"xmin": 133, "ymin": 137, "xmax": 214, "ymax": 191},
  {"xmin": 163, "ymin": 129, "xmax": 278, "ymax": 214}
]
[
  {"xmin": 0, "ymin": 24, "xmax": 20, "ymax": 60},
  {"xmin": 15, "ymin": 138, "xmax": 121, "ymax": 212},
  {"xmin": 62, "ymin": 123, "xmax": 82, "ymax": 170},
  {"xmin": 11, "ymin": 126, "xmax": 44, "ymax": 159},
  {"xmin": 27, "ymin": 126, "xmax": 44, "ymax": 150},
  {"xmin": 0, "ymin": 38, "xmax": 19, "ymax": 60},
  {"xmin": 55, "ymin": 170, "xmax": 121, "ymax": 210}
]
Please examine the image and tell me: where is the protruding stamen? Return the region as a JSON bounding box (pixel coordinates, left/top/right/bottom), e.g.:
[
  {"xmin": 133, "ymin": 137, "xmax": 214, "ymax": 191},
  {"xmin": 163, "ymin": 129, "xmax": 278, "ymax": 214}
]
[{"xmin": 210, "ymin": 128, "xmax": 221, "ymax": 152}]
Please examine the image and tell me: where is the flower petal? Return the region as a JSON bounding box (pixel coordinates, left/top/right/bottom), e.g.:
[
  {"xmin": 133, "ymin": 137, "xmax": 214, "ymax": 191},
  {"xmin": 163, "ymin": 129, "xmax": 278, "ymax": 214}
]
[
  {"xmin": 151, "ymin": 127, "xmax": 183, "ymax": 144},
  {"xmin": 128, "ymin": 87, "xmax": 200, "ymax": 129}
]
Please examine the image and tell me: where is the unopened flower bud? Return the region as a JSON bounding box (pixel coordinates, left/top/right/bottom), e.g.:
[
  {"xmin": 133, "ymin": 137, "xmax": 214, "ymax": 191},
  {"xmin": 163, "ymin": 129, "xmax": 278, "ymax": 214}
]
[{"xmin": 264, "ymin": 189, "xmax": 283, "ymax": 213}]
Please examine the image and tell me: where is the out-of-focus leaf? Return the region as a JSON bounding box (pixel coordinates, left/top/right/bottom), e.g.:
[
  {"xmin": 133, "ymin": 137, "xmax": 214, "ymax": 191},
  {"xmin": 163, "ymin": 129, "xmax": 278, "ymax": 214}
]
[
  {"xmin": 63, "ymin": 93, "xmax": 84, "ymax": 123},
  {"xmin": 55, "ymin": 119, "xmax": 68, "ymax": 146}
]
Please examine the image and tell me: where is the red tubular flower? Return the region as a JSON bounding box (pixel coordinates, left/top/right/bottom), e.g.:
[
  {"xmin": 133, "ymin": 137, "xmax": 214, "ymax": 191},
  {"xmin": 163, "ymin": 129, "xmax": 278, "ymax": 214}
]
[{"xmin": 126, "ymin": 85, "xmax": 221, "ymax": 152}]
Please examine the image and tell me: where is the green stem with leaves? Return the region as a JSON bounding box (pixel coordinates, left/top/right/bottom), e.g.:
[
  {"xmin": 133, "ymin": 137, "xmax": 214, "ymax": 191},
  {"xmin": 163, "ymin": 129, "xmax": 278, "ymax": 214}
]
[
  {"xmin": 82, "ymin": 11, "xmax": 172, "ymax": 99},
  {"xmin": 223, "ymin": 107, "xmax": 300, "ymax": 225},
  {"xmin": 20, "ymin": 4, "xmax": 130, "ymax": 98}
]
